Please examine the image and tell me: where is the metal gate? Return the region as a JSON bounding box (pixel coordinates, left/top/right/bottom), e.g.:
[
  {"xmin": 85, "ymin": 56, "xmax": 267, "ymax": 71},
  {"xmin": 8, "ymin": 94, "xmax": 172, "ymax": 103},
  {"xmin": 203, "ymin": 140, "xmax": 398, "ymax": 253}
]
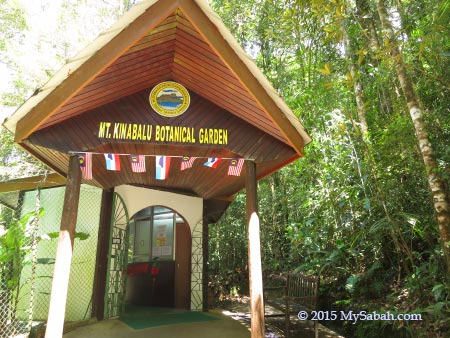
[{"xmin": 104, "ymin": 193, "xmax": 129, "ymax": 318}]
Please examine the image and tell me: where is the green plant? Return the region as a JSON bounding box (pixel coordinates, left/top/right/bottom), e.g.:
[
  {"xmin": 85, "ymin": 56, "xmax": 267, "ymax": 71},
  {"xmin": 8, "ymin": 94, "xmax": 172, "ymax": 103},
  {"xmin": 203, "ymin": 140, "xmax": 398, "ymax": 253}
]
[
  {"xmin": 0, "ymin": 208, "xmax": 43, "ymax": 320},
  {"xmin": 353, "ymin": 319, "xmax": 413, "ymax": 338},
  {"xmin": 0, "ymin": 209, "xmax": 43, "ymax": 289},
  {"xmin": 427, "ymin": 283, "xmax": 450, "ymax": 331}
]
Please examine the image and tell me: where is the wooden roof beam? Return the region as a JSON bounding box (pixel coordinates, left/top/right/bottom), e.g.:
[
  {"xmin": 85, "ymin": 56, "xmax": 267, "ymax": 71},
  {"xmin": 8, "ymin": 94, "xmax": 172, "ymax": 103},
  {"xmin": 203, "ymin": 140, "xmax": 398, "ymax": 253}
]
[{"xmin": 0, "ymin": 173, "xmax": 66, "ymax": 193}]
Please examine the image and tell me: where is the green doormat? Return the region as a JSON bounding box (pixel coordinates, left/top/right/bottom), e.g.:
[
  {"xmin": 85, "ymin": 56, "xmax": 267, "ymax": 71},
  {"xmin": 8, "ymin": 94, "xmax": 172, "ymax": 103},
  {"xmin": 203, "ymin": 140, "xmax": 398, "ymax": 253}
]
[{"xmin": 120, "ymin": 307, "xmax": 218, "ymax": 330}]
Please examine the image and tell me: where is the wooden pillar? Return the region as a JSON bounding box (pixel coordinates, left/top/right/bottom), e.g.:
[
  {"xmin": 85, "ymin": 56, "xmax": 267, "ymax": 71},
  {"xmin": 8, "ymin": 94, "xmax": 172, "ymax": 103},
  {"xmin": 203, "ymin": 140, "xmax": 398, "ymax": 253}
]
[
  {"xmin": 45, "ymin": 155, "xmax": 81, "ymax": 338},
  {"xmin": 246, "ymin": 161, "xmax": 265, "ymax": 338},
  {"xmin": 91, "ymin": 189, "xmax": 114, "ymax": 320}
]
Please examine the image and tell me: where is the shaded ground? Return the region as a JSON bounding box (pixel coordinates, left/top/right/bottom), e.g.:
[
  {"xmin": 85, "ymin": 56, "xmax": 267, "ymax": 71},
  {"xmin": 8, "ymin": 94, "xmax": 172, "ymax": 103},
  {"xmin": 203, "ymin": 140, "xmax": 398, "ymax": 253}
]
[
  {"xmin": 216, "ymin": 296, "xmax": 345, "ymax": 338},
  {"xmin": 31, "ymin": 298, "xmax": 345, "ymax": 338},
  {"xmin": 62, "ymin": 309, "xmax": 251, "ymax": 338}
]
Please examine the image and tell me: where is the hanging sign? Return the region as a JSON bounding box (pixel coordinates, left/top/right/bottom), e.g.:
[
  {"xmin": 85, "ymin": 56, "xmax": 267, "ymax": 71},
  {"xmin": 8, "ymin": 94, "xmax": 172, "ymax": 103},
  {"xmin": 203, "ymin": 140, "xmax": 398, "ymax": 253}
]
[
  {"xmin": 97, "ymin": 81, "xmax": 229, "ymax": 145},
  {"xmin": 149, "ymin": 81, "xmax": 190, "ymax": 117}
]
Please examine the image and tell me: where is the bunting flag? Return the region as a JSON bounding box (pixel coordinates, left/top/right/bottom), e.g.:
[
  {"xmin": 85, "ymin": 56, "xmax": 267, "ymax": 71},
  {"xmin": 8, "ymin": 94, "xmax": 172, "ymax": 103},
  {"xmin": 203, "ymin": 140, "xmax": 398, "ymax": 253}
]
[
  {"xmin": 75, "ymin": 153, "xmax": 242, "ymax": 177},
  {"xmin": 155, "ymin": 155, "xmax": 171, "ymax": 180},
  {"xmin": 77, "ymin": 152, "xmax": 92, "ymax": 180},
  {"xmin": 227, "ymin": 158, "xmax": 244, "ymax": 176},
  {"xmin": 203, "ymin": 157, "xmax": 221, "ymax": 168},
  {"xmin": 130, "ymin": 155, "xmax": 146, "ymax": 173},
  {"xmin": 104, "ymin": 153, "xmax": 121, "ymax": 171},
  {"xmin": 180, "ymin": 156, "xmax": 197, "ymax": 171}
]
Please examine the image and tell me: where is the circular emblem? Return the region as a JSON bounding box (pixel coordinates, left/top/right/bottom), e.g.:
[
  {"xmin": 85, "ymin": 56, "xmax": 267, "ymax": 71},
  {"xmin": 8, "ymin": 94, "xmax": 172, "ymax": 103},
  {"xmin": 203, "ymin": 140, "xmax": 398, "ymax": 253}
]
[{"xmin": 149, "ymin": 81, "xmax": 190, "ymax": 117}]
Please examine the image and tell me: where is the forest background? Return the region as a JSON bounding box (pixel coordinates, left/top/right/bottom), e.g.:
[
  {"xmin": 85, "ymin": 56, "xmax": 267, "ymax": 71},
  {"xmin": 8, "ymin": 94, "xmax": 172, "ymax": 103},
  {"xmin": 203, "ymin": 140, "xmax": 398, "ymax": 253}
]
[{"xmin": 0, "ymin": 0, "xmax": 449, "ymax": 337}]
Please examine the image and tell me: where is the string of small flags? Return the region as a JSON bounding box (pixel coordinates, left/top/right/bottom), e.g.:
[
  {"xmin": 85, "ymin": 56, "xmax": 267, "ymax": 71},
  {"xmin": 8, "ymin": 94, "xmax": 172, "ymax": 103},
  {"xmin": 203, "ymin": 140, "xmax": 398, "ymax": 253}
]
[{"xmin": 75, "ymin": 152, "xmax": 245, "ymax": 181}]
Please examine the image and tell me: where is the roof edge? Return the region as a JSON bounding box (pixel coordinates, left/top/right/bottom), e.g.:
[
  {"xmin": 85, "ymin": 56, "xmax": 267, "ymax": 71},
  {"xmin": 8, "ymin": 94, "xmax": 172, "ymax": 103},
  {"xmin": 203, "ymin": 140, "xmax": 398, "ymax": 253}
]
[
  {"xmin": 0, "ymin": 173, "xmax": 66, "ymax": 193},
  {"xmin": 3, "ymin": 0, "xmax": 167, "ymax": 139},
  {"xmin": 4, "ymin": 0, "xmax": 312, "ymax": 154}
]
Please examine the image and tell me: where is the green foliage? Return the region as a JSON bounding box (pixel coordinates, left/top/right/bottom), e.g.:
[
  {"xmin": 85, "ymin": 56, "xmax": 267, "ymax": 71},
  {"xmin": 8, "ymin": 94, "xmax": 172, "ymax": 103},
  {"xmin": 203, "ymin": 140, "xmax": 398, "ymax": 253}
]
[
  {"xmin": 210, "ymin": 0, "xmax": 450, "ymax": 334},
  {"xmin": 42, "ymin": 231, "xmax": 90, "ymax": 241},
  {"xmin": 0, "ymin": 128, "xmax": 44, "ymax": 180},
  {"xmin": 209, "ymin": 193, "xmax": 248, "ymax": 294},
  {"xmin": 353, "ymin": 319, "xmax": 412, "ymax": 338},
  {"xmin": 346, "ymin": 262, "xmax": 386, "ymax": 299},
  {"xmin": 0, "ymin": 0, "xmax": 27, "ymax": 59},
  {"xmin": 0, "ymin": 208, "xmax": 43, "ymax": 290},
  {"xmin": 427, "ymin": 282, "xmax": 450, "ymax": 330}
]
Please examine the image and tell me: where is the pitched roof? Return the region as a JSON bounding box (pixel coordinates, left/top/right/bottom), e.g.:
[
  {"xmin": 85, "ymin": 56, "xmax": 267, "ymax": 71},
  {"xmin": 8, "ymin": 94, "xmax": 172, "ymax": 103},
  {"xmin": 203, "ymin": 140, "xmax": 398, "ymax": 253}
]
[
  {"xmin": 2, "ymin": 0, "xmax": 311, "ymax": 201},
  {"xmin": 3, "ymin": 0, "xmax": 310, "ymax": 151}
]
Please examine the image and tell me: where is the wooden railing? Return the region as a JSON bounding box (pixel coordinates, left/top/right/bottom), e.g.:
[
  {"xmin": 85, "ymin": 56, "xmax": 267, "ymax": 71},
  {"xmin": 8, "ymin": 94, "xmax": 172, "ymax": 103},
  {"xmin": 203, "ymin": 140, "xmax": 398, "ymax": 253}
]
[{"xmin": 264, "ymin": 272, "xmax": 319, "ymax": 338}]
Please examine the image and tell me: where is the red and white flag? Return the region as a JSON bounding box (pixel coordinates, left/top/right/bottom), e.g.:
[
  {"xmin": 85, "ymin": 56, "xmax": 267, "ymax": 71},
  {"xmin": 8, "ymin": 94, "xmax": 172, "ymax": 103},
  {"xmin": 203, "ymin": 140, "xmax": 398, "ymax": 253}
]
[
  {"xmin": 227, "ymin": 158, "xmax": 244, "ymax": 176},
  {"xmin": 180, "ymin": 156, "xmax": 197, "ymax": 170},
  {"xmin": 203, "ymin": 157, "xmax": 221, "ymax": 168},
  {"xmin": 155, "ymin": 155, "xmax": 171, "ymax": 180},
  {"xmin": 104, "ymin": 153, "xmax": 121, "ymax": 171},
  {"xmin": 77, "ymin": 152, "xmax": 92, "ymax": 180},
  {"xmin": 130, "ymin": 155, "xmax": 146, "ymax": 173}
]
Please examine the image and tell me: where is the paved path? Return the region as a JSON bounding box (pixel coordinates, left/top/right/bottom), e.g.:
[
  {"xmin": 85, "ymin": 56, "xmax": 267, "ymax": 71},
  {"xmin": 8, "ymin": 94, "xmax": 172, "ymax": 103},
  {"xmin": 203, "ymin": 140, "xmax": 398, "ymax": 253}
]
[
  {"xmin": 63, "ymin": 310, "xmax": 250, "ymax": 338},
  {"xmin": 62, "ymin": 305, "xmax": 345, "ymax": 338},
  {"xmin": 221, "ymin": 301, "xmax": 345, "ymax": 338}
]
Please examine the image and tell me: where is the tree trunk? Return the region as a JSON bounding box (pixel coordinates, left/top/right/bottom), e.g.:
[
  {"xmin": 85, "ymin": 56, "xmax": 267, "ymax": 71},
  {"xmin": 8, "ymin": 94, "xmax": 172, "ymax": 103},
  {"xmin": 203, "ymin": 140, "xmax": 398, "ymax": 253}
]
[
  {"xmin": 340, "ymin": 16, "xmax": 368, "ymax": 135},
  {"xmin": 376, "ymin": 0, "xmax": 450, "ymax": 272},
  {"xmin": 355, "ymin": 0, "xmax": 394, "ymax": 116}
]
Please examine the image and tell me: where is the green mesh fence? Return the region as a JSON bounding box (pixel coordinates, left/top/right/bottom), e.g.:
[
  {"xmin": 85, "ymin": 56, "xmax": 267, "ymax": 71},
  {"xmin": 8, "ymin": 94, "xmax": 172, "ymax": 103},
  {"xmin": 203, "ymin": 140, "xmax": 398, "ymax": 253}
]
[{"xmin": 0, "ymin": 183, "xmax": 103, "ymax": 337}]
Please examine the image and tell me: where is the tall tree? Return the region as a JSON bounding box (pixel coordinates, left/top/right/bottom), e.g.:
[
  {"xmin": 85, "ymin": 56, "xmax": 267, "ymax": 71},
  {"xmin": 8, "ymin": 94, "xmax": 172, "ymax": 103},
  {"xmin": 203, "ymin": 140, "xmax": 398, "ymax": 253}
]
[
  {"xmin": 339, "ymin": 10, "xmax": 368, "ymax": 136},
  {"xmin": 354, "ymin": 0, "xmax": 394, "ymax": 117},
  {"xmin": 376, "ymin": 0, "xmax": 450, "ymax": 272},
  {"xmin": 210, "ymin": 0, "xmax": 448, "ymax": 334}
]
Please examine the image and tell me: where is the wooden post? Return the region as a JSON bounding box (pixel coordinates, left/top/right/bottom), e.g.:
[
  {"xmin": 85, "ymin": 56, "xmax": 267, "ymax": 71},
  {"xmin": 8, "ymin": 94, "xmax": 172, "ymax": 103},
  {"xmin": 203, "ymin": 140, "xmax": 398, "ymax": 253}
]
[
  {"xmin": 91, "ymin": 189, "xmax": 114, "ymax": 320},
  {"xmin": 246, "ymin": 161, "xmax": 265, "ymax": 338},
  {"xmin": 45, "ymin": 155, "xmax": 81, "ymax": 338}
]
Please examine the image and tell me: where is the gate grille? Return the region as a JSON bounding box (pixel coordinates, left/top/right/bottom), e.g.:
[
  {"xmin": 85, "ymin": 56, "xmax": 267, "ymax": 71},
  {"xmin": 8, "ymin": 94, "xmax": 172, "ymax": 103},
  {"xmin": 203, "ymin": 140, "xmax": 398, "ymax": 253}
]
[{"xmin": 104, "ymin": 193, "xmax": 129, "ymax": 319}]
